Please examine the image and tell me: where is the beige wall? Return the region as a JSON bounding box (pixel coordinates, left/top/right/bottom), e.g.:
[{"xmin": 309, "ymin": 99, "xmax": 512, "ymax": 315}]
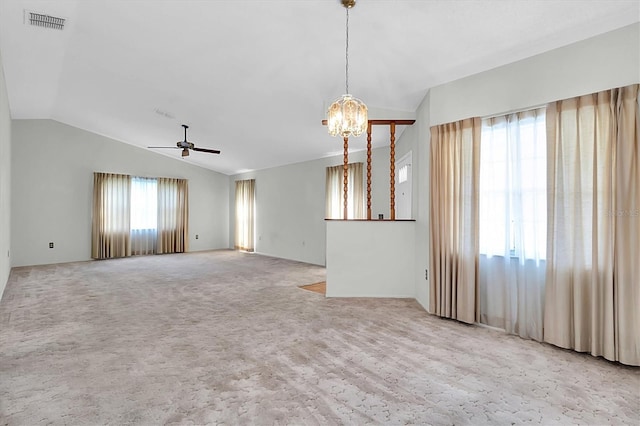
[
  {"xmin": 0, "ymin": 50, "xmax": 11, "ymax": 297},
  {"xmin": 11, "ymin": 120, "xmax": 230, "ymax": 267},
  {"xmin": 326, "ymin": 220, "xmax": 416, "ymax": 297},
  {"xmin": 429, "ymin": 23, "xmax": 640, "ymax": 126}
]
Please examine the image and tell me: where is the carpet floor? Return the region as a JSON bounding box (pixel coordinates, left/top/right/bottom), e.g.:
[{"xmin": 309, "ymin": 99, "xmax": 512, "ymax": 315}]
[{"xmin": 0, "ymin": 250, "xmax": 638, "ymax": 425}]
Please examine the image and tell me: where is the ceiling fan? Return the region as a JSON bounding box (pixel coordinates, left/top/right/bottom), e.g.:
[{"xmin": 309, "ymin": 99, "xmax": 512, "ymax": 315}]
[{"xmin": 148, "ymin": 124, "xmax": 221, "ymax": 157}]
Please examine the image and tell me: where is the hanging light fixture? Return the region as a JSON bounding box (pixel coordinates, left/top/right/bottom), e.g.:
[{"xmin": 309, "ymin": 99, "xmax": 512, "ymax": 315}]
[{"xmin": 327, "ymin": 0, "xmax": 368, "ymax": 138}]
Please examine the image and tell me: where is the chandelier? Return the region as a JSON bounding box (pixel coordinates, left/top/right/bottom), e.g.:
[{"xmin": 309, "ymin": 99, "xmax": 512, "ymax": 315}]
[{"xmin": 327, "ymin": 0, "xmax": 368, "ymax": 138}]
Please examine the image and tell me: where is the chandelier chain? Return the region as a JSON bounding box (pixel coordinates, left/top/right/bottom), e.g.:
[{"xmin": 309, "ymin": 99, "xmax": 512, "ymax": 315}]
[
  {"xmin": 345, "ymin": 8, "xmax": 349, "ymax": 94},
  {"xmin": 326, "ymin": 1, "xmax": 367, "ymax": 138}
]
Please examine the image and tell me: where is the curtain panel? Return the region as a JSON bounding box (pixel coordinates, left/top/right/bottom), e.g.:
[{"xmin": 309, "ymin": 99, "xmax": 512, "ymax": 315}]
[
  {"xmin": 544, "ymin": 84, "xmax": 639, "ymax": 366},
  {"xmin": 91, "ymin": 172, "xmax": 132, "ymax": 259},
  {"xmin": 235, "ymin": 179, "xmax": 255, "ymax": 252},
  {"xmin": 325, "ymin": 162, "xmax": 364, "ymax": 219},
  {"xmin": 157, "ymin": 178, "xmax": 189, "ymax": 254},
  {"xmin": 325, "ymin": 165, "xmax": 342, "ymax": 219},
  {"xmin": 429, "ymin": 118, "xmax": 481, "ymax": 324}
]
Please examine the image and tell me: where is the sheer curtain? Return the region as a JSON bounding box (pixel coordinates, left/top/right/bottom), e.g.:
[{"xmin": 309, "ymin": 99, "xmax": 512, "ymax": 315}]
[
  {"xmin": 325, "ymin": 162, "xmax": 364, "ymax": 219},
  {"xmin": 91, "ymin": 172, "xmax": 131, "ymax": 259},
  {"xmin": 544, "ymin": 84, "xmax": 639, "ymax": 366},
  {"xmin": 157, "ymin": 178, "xmax": 189, "ymax": 254},
  {"xmin": 478, "ymin": 108, "xmax": 546, "ymax": 340},
  {"xmin": 326, "ymin": 165, "xmax": 342, "ymax": 219},
  {"xmin": 429, "ymin": 118, "xmax": 480, "ymax": 324},
  {"xmin": 235, "ymin": 179, "xmax": 255, "ymax": 252},
  {"xmin": 130, "ymin": 177, "xmax": 157, "ymax": 255}
]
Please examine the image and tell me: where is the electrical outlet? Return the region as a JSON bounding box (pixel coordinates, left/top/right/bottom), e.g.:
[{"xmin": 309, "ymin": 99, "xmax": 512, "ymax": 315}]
[
  {"xmin": 195, "ymin": 234, "xmax": 199, "ymax": 239},
  {"xmin": 49, "ymin": 242, "xmax": 54, "ymax": 249}
]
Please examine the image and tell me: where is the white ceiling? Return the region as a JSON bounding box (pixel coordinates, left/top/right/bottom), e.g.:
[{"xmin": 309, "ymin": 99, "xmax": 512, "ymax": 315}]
[{"xmin": 1, "ymin": 0, "xmax": 638, "ymax": 175}]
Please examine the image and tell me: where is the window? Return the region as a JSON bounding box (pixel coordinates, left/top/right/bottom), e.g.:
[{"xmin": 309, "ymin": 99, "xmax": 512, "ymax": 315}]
[
  {"xmin": 131, "ymin": 177, "xmax": 157, "ymax": 231},
  {"xmin": 130, "ymin": 177, "xmax": 158, "ymax": 255},
  {"xmin": 91, "ymin": 173, "xmax": 189, "ymax": 259},
  {"xmin": 235, "ymin": 179, "xmax": 255, "ymax": 252},
  {"xmin": 479, "ymin": 108, "xmax": 546, "ymax": 260},
  {"xmin": 478, "ymin": 107, "xmax": 546, "ymax": 341},
  {"xmin": 398, "ymin": 165, "xmax": 408, "ymax": 184}
]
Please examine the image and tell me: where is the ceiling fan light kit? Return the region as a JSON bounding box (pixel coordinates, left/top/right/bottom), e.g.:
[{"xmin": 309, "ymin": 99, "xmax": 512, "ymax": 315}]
[{"xmin": 327, "ymin": 0, "xmax": 368, "ymax": 138}]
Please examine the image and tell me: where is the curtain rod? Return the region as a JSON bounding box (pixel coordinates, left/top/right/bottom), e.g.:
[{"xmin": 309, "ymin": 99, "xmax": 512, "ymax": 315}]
[{"xmin": 481, "ymin": 103, "xmax": 548, "ymax": 121}]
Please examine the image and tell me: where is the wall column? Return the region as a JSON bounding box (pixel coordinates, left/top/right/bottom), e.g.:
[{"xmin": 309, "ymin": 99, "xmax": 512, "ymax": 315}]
[
  {"xmin": 389, "ymin": 122, "xmax": 396, "ymax": 220},
  {"xmin": 343, "ymin": 136, "xmax": 349, "ymax": 220},
  {"xmin": 366, "ymin": 122, "xmax": 372, "ymax": 220}
]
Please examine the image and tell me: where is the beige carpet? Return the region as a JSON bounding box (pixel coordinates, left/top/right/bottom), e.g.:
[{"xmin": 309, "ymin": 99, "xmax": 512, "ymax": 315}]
[{"xmin": 0, "ymin": 250, "xmax": 638, "ymax": 425}]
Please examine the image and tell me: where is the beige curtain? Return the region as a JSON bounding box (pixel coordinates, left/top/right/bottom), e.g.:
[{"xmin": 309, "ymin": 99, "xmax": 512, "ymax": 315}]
[
  {"xmin": 235, "ymin": 179, "xmax": 255, "ymax": 252},
  {"xmin": 91, "ymin": 172, "xmax": 131, "ymax": 259},
  {"xmin": 544, "ymin": 84, "xmax": 639, "ymax": 366},
  {"xmin": 326, "ymin": 165, "xmax": 342, "ymax": 219},
  {"xmin": 157, "ymin": 178, "xmax": 189, "ymax": 254},
  {"xmin": 350, "ymin": 162, "xmax": 364, "ymax": 219},
  {"xmin": 429, "ymin": 118, "xmax": 481, "ymax": 324},
  {"xmin": 325, "ymin": 162, "xmax": 364, "ymax": 219}
]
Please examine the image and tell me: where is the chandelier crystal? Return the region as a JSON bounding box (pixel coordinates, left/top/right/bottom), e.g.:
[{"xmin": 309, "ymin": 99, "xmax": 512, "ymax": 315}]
[
  {"xmin": 327, "ymin": 0, "xmax": 367, "ymax": 138},
  {"xmin": 327, "ymin": 94, "xmax": 368, "ymax": 137}
]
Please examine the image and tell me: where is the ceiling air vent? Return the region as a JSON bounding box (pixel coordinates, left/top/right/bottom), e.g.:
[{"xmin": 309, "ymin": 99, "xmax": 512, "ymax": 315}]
[{"xmin": 25, "ymin": 11, "xmax": 65, "ymax": 30}]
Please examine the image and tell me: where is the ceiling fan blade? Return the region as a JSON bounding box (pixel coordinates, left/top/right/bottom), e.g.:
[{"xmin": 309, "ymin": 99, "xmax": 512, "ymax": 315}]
[
  {"xmin": 192, "ymin": 147, "xmax": 221, "ymax": 154},
  {"xmin": 151, "ymin": 126, "xmax": 219, "ymax": 157}
]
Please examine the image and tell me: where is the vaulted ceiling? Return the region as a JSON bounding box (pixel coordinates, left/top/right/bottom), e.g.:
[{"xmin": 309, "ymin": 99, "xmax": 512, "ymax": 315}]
[{"xmin": 1, "ymin": 0, "xmax": 638, "ymax": 175}]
